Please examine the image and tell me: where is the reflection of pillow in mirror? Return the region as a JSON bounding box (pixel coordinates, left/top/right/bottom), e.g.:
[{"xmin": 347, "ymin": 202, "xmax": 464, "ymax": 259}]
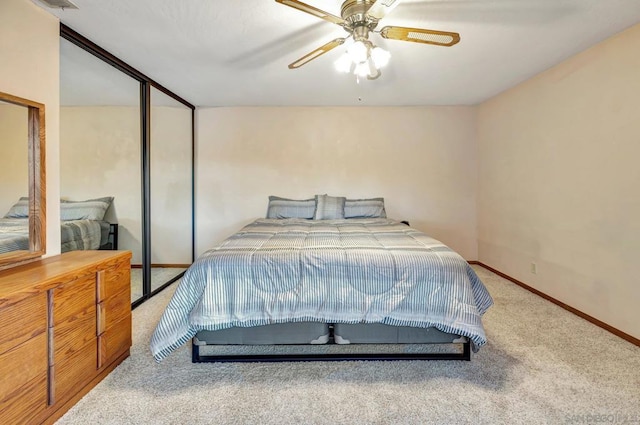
[
  {"xmin": 60, "ymin": 196, "xmax": 114, "ymax": 221},
  {"xmin": 4, "ymin": 197, "xmax": 30, "ymax": 218},
  {"xmin": 266, "ymin": 196, "xmax": 316, "ymax": 219}
]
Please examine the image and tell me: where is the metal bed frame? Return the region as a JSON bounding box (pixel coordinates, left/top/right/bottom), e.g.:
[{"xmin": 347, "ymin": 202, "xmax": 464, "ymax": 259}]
[{"xmin": 191, "ymin": 325, "xmax": 471, "ymax": 363}]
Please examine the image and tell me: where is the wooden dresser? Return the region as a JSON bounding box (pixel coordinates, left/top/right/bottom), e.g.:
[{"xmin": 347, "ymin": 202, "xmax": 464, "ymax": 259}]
[{"xmin": 0, "ymin": 250, "xmax": 132, "ymax": 425}]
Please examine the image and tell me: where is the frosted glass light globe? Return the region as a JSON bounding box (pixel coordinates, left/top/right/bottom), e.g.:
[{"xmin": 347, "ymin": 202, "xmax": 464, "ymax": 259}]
[
  {"xmin": 334, "ymin": 53, "xmax": 352, "ymax": 73},
  {"xmin": 371, "ymin": 47, "xmax": 390, "ymax": 68},
  {"xmin": 355, "ymin": 61, "xmax": 370, "ymax": 77},
  {"xmin": 348, "ymin": 41, "xmax": 368, "ymax": 64}
]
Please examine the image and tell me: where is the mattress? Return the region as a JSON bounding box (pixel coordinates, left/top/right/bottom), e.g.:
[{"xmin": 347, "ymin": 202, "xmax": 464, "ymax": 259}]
[
  {"xmin": 194, "ymin": 322, "xmax": 330, "ymax": 345},
  {"xmin": 333, "ymin": 323, "xmax": 466, "ymax": 344}
]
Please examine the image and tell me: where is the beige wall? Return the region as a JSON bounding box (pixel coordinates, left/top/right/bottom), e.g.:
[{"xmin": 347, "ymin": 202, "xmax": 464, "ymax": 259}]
[
  {"xmin": 477, "ymin": 24, "xmax": 640, "ymax": 339},
  {"xmin": 0, "ymin": 0, "xmax": 60, "ymax": 256},
  {"xmin": 196, "ymin": 106, "xmax": 478, "ymax": 259}
]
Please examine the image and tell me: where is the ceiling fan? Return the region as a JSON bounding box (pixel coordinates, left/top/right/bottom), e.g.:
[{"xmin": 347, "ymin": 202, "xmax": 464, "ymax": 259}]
[{"xmin": 275, "ymin": 0, "xmax": 460, "ymax": 80}]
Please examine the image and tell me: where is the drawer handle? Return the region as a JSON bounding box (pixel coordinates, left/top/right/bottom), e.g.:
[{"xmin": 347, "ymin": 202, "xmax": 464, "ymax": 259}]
[
  {"xmin": 96, "ymin": 302, "xmax": 106, "ymax": 336},
  {"xmin": 96, "ymin": 270, "xmax": 106, "ymax": 303}
]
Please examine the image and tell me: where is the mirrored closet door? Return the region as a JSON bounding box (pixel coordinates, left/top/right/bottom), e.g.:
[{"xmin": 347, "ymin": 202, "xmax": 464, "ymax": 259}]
[
  {"xmin": 59, "ymin": 37, "xmax": 144, "ymax": 303},
  {"xmin": 149, "ymin": 87, "xmax": 193, "ymax": 293},
  {"xmin": 60, "ymin": 25, "xmax": 194, "ymax": 307}
]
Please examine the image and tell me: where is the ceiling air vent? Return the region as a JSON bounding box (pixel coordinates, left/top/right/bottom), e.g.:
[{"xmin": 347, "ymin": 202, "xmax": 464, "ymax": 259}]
[{"xmin": 36, "ymin": 0, "xmax": 78, "ymax": 9}]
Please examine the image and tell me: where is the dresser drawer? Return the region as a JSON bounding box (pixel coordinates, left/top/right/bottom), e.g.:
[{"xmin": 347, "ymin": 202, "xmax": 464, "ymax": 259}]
[
  {"xmin": 0, "ymin": 292, "xmax": 47, "ymax": 355},
  {"xmin": 0, "ymin": 371, "xmax": 47, "ymax": 425},
  {"xmin": 53, "ymin": 274, "xmax": 96, "ymax": 327},
  {"xmin": 0, "ymin": 333, "xmax": 48, "ymax": 412},
  {"xmin": 98, "ymin": 287, "xmax": 131, "ymax": 333},
  {"xmin": 53, "ymin": 340, "xmax": 98, "ymax": 404},
  {"xmin": 96, "ymin": 257, "xmax": 130, "ymax": 303},
  {"xmin": 54, "ymin": 307, "xmax": 97, "ymax": 360},
  {"xmin": 98, "ymin": 313, "xmax": 132, "ymax": 368}
]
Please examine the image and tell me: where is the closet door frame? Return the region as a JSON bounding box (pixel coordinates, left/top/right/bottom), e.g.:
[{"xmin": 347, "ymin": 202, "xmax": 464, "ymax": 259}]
[{"xmin": 60, "ymin": 24, "xmax": 195, "ymax": 308}]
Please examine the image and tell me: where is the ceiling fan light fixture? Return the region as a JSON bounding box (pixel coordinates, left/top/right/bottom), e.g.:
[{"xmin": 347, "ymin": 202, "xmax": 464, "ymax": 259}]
[
  {"xmin": 355, "ymin": 62, "xmax": 370, "ymax": 78},
  {"xmin": 347, "ymin": 40, "xmax": 369, "ymax": 64},
  {"xmin": 335, "ymin": 35, "xmax": 388, "ymax": 81},
  {"xmin": 371, "ymin": 46, "xmax": 390, "ymax": 68},
  {"xmin": 367, "ymin": 57, "xmax": 379, "ymax": 75},
  {"xmin": 334, "ymin": 53, "xmax": 353, "ymax": 73}
]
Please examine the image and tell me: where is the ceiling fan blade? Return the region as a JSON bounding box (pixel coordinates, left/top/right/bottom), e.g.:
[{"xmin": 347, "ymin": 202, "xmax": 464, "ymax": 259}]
[
  {"xmin": 380, "ymin": 26, "xmax": 460, "ymax": 46},
  {"xmin": 366, "ymin": 0, "xmax": 402, "ymax": 20},
  {"xmin": 288, "ymin": 38, "xmax": 345, "ymax": 69},
  {"xmin": 276, "ymin": 0, "xmax": 346, "ymax": 26}
]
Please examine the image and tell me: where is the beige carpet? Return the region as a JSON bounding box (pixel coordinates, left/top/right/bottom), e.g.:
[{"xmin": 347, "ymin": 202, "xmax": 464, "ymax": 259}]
[{"xmin": 56, "ymin": 266, "xmax": 640, "ymax": 424}]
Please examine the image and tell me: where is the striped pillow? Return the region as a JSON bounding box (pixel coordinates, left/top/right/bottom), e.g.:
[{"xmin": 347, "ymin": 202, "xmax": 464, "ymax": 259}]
[
  {"xmin": 313, "ymin": 194, "xmax": 346, "ymax": 220},
  {"xmin": 266, "ymin": 196, "xmax": 316, "ymax": 219},
  {"xmin": 60, "ymin": 197, "xmax": 113, "ymax": 221},
  {"xmin": 344, "ymin": 198, "xmax": 386, "ymax": 218},
  {"xmin": 4, "ymin": 197, "xmax": 30, "ymax": 218}
]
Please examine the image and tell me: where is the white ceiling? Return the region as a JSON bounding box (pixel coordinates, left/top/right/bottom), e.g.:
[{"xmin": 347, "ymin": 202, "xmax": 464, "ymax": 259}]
[{"xmin": 43, "ymin": 0, "xmax": 640, "ymax": 107}]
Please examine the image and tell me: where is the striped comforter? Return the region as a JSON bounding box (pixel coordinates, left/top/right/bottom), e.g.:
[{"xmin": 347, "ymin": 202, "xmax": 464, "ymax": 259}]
[
  {"xmin": 150, "ymin": 218, "xmax": 493, "ymax": 362},
  {"xmin": 0, "ymin": 218, "xmax": 104, "ymax": 254},
  {"xmin": 0, "ymin": 218, "xmax": 30, "ymax": 254},
  {"xmin": 60, "ymin": 219, "xmax": 104, "ymax": 252}
]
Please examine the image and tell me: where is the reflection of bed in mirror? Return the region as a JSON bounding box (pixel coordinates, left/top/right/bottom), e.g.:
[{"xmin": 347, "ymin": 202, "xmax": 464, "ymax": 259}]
[
  {"xmin": 0, "ymin": 196, "xmax": 117, "ymax": 254},
  {"xmin": 0, "ymin": 217, "xmax": 30, "ymax": 254},
  {"xmin": 60, "ymin": 218, "xmax": 116, "ymax": 252}
]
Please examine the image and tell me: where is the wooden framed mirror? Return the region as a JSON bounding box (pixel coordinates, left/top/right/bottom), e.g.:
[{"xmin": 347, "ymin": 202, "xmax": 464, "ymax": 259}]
[{"xmin": 0, "ymin": 91, "xmax": 46, "ymax": 269}]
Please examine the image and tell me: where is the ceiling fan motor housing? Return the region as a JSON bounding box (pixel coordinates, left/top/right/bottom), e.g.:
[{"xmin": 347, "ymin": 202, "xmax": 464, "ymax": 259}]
[{"xmin": 341, "ymin": 0, "xmax": 379, "ymax": 32}]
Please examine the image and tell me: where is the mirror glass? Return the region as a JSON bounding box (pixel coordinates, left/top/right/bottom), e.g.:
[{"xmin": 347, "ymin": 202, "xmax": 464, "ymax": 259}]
[
  {"xmin": 0, "ymin": 92, "xmax": 45, "ymax": 267},
  {"xmin": 150, "ymin": 87, "xmax": 193, "ymax": 292},
  {"xmin": 0, "ymin": 100, "xmax": 28, "ymax": 225},
  {"xmin": 59, "ymin": 38, "xmax": 143, "ymax": 302}
]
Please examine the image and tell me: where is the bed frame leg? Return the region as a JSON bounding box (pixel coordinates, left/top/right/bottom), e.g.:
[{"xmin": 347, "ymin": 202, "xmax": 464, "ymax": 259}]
[
  {"xmin": 192, "ymin": 340, "xmax": 200, "ymax": 363},
  {"xmin": 463, "ymin": 341, "xmax": 471, "ymax": 361}
]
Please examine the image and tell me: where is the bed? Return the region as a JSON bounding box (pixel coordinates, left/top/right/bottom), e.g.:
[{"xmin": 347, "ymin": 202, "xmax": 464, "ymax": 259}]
[
  {"xmin": 0, "ymin": 196, "xmax": 116, "ymax": 254},
  {"xmin": 151, "ymin": 195, "xmax": 493, "ymax": 363},
  {"xmin": 61, "ymin": 219, "xmax": 113, "ymax": 252},
  {"xmin": 0, "ymin": 217, "xmax": 31, "ymax": 254}
]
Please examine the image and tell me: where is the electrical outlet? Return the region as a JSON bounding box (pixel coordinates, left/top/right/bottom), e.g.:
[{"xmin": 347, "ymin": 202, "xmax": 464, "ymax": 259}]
[{"xmin": 531, "ymin": 262, "xmax": 537, "ymax": 274}]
